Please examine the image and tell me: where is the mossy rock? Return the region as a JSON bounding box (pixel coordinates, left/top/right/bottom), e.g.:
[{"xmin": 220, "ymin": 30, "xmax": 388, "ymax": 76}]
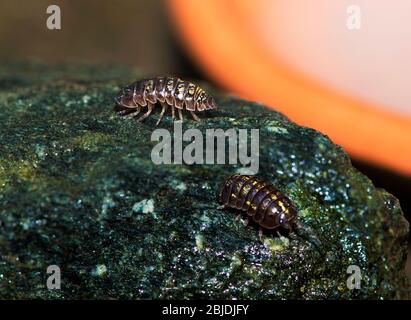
[{"xmin": 0, "ymin": 61, "xmax": 409, "ymax": 299}]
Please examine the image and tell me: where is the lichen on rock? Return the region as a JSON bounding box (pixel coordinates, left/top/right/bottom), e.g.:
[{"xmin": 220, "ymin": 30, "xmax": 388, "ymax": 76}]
[{"xmin": 0, "ymin": 61, "xmax": 409, "ymax": 299}]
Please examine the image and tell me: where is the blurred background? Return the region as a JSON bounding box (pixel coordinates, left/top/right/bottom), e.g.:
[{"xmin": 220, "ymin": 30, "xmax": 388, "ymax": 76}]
[{"xmin": 0, "ymin": 0, "xmax": 410, "ymax": 283}]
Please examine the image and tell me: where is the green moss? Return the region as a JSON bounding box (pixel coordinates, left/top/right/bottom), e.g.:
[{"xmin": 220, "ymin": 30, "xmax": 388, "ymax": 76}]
[
  {"xmin": 0, "ymin": 61, "xmax": 408, "ymax": 299},
  {"xmin": 68, "ymin": 132, "xmax": 114, "ymax": 152}
]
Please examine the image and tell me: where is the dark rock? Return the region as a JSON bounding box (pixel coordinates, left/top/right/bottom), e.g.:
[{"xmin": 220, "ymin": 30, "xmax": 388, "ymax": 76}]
[{"xmin": 0, "ymin": 61, "xmax": 408, "ymax": 299}]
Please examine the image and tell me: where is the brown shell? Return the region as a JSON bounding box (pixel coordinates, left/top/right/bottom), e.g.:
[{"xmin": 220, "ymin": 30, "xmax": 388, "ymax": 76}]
[
  {"xmin": 217, "ymin": 174, "xmax": 297, "ymax": 230},
  {"xmin": 115, "ymin": 77, "xmax": 217, "ymax": 112}
]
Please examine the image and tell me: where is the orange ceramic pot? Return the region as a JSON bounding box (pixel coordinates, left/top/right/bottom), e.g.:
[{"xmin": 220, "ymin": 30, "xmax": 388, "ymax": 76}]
[{"xmin": 167, "ymin": 0, "xmax": 411, "ymax": 176}]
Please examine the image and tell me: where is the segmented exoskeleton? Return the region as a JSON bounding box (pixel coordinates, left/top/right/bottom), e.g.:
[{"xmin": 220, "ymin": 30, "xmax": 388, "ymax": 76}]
[
  {"xmin": 115, "ymin": 77, "xmax": 217, "ymax": 125},
  {"xmin": 217, "ymin": 174, "xmax": 297, "ymax": 233}
]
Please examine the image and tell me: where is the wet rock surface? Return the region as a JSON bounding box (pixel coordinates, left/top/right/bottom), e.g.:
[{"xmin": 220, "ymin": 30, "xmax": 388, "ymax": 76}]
[{"xmin": 0, "ymin": 61, "xmax": 409, "ymax": 299}]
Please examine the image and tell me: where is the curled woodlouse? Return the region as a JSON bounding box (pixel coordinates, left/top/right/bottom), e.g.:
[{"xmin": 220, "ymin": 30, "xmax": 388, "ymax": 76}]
[
  {"xmin": 115, "ymin": 77, "xmax": 218, "ymax": 125},
  {"xmin": 217, "ymin": 174, "xmax": 297, "ymax": 232}
]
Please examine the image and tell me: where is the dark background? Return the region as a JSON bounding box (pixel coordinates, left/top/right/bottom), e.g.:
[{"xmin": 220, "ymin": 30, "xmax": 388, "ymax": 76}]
[{"xmin": 1, "ymin": 0, "xmax": 410, "ymax": 284}]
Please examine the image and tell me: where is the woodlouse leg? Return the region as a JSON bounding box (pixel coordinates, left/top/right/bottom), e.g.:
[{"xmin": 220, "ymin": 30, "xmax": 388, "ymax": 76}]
[
  {"xmin": 242, "ymin": 216, "xmax": 250, "ymax": 226},
  {"xmin": 234, "ymin": 213, "xmax": 249, "ymax": 226},
  {"xmin": 117, "ymin": 109, "xmax": 138, "ymax": 116},
  {"xmin": 137, "ymin": 103, "xmax": 153, "ymax": 122},
  {"xmin": 117, "ymin": 109, "xmax": 129, "ymax": 116},
  {"xmin": 119, "ymin": 108, "xmax": 141, "ymax": 117},
  {"xmin": 171, "ymin": 106, "xmax": 176, "ymax": 120},
  {"xmin": 156, "ymin": 103, "xmax": 167, "ymax": 126},
  {"xmin": 258, "ymin": 228, "xmax": 264, "ymax": 241},
  {"xmin": 190, "ymin": 111, "xmax": 201, "ymax": 122},
  {"xmin": 178, "ymin": 109, "xmax": 183, "ymax": 122}
]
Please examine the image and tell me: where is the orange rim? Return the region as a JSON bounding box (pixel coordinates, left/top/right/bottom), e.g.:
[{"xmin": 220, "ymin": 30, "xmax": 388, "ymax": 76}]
[{"xmin": 167, "ymin": 0, "xmax": 411, "ymax": 176}]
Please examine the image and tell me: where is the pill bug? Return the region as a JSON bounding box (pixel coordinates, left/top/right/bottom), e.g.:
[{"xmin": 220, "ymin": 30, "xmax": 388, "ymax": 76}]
[
  {"xmin": 217, "ymin": 174, "xmax": 297, "ymax": 232},
  {"xmin": 115, "ymin": 77, "xmax": 218, "ymax": 125}
]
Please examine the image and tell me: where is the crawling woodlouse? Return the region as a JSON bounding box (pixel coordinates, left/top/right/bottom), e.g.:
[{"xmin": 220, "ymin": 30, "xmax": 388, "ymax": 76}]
[
  {"xmin": 217, "ymin": 174, "xmax": 297, "ymax": 233},
  {"xmin": 115, "ymin": 77, "xmax": 218, "ymax": 125}
]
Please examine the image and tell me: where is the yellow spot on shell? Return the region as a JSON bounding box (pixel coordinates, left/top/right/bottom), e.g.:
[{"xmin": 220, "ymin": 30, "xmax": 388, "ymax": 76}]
[{"xmin": 278, "ymin": 201, "xmax": 286, "ymax": 211}]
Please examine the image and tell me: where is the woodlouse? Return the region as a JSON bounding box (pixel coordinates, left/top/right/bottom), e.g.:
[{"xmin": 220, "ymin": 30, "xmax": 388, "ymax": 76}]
[
  {"xmin": 217, "ymin": 174, "xmax": 297, "ymax": 232},
  {"xmin": 115, "ymin": 77, "xmax": 218, "ymax": 125}
]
